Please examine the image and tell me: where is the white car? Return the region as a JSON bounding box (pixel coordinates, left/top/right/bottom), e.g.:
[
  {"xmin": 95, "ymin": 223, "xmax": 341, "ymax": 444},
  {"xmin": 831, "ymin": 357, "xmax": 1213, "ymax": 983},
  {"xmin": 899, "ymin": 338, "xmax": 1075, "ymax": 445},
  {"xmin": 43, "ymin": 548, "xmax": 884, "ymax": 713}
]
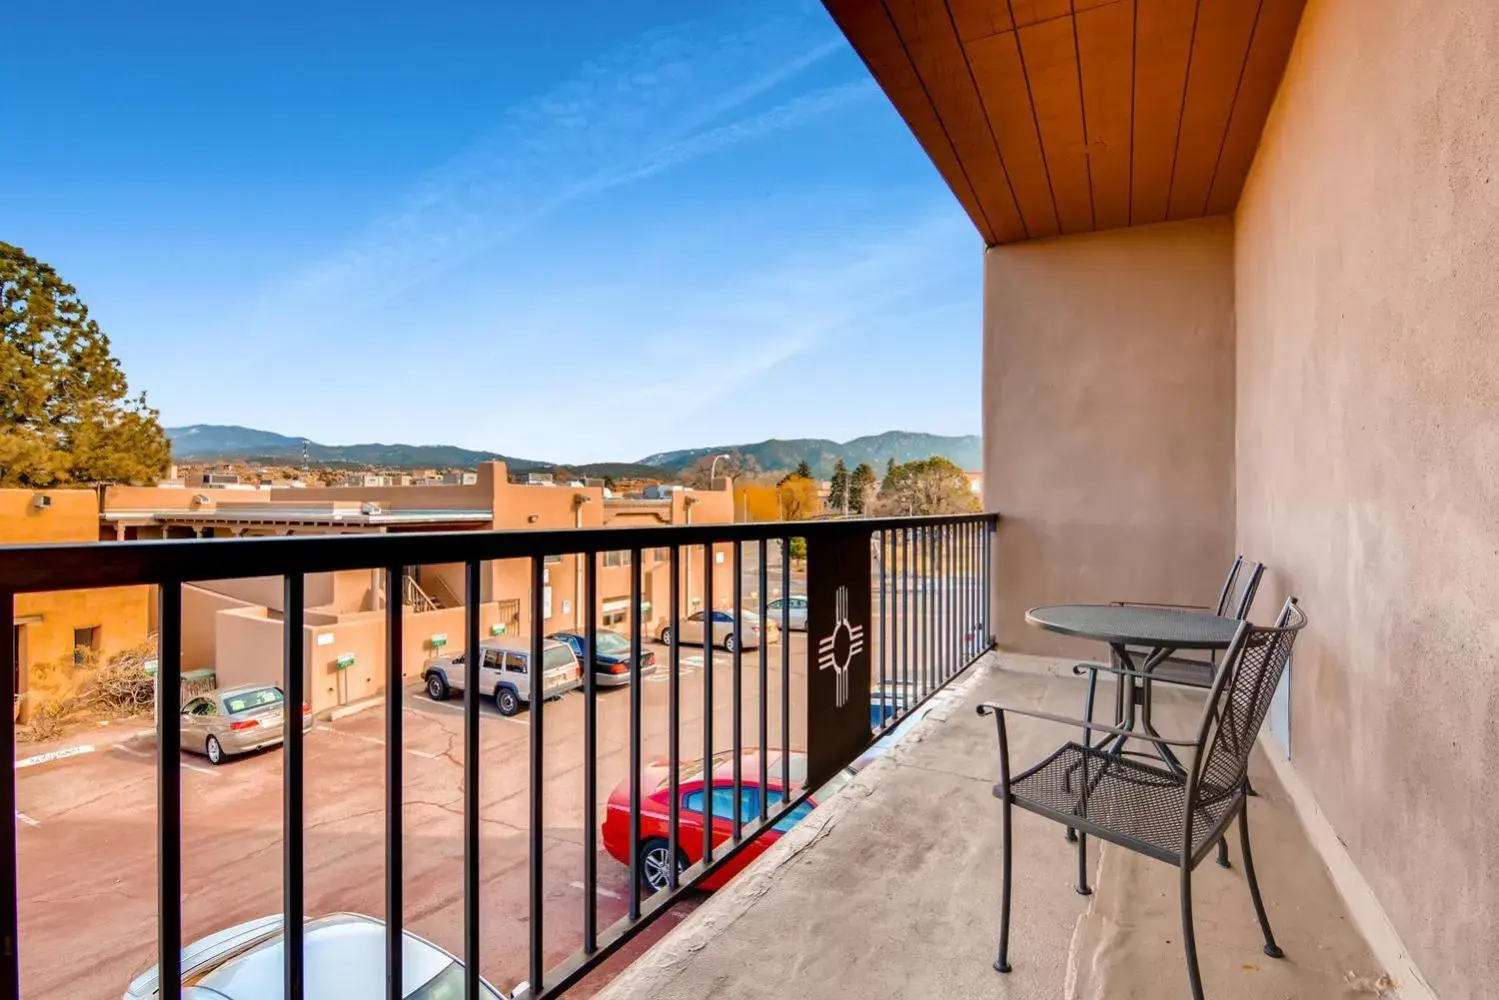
[
  {"xmin": 765, "ymin": 595, "xmax": 808, "ymax": 631},
  {"xmin": 123, "ymin": 912, "xmax": 505, "ymax": 999}
]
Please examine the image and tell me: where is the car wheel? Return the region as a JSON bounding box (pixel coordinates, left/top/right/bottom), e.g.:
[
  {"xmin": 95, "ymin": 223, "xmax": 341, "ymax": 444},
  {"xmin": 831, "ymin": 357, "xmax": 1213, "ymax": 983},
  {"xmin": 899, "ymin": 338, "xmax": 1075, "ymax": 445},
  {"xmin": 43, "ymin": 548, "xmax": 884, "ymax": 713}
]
[
  {"xmin": 659, "ymin": 628, "xmax": 673, "ymax": 647},
  {"xmin": 206, "ymin": 735, "xmax": 224, "ymax": 766},
  {"xmin": 425, "ymin": 673, "xmax": 449, "ymax": 701},
  {"xmin": 638, "ymin": 838, "xmax": 686, "ymax": 895},
  {"xmin": 495, "ymin": 687, "xmax": 520, "ymax": 717},
  {"xmin": 723, "ymin": 633, "xmax": 737, "ymax": 653}
]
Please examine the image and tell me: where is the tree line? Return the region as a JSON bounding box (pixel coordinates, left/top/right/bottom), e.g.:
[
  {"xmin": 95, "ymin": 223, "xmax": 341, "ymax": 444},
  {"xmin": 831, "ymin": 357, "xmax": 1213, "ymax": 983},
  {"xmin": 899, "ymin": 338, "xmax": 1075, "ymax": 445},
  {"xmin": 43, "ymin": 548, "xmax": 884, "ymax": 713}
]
[{"xmin": 2, "ymin": 242, "xmax": 170, "ymax": 488}]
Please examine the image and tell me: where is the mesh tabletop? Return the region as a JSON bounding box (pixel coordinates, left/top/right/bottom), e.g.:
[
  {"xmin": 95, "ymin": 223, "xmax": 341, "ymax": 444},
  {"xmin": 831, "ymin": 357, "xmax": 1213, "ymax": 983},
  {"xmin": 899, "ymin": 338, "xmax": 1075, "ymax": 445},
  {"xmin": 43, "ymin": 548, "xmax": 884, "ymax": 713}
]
[{"xmin": 1025, "ymin": 604, "xmax": 1239, "ymax": 649}]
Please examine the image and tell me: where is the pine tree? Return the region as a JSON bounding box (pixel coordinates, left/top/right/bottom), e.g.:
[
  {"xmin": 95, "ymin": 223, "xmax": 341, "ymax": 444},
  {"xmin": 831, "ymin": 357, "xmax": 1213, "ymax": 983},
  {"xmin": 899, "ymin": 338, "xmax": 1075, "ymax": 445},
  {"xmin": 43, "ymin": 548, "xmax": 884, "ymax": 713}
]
[
  {"xmin": 827, "ymin": 460, "xmax": 849, "ymax": 514},
  {"xmin": 850, "ymin": 462, "xmax": 877, "ymax": 515},
  {"xmin": 795, "ymin": 459, "xmax": 813, "ymax": 480},
  {"xmin": 1, "ymin": 242, "xmax": 170, "ymax": 487}
]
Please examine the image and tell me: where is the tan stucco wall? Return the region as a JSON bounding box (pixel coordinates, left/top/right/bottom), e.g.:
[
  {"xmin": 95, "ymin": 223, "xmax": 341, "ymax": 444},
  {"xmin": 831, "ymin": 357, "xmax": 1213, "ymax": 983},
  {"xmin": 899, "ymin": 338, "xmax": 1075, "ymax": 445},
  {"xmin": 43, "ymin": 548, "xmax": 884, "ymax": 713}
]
[
  {"xmin": 1234, "ymin": 1, "xmax": 1499, "ymax": 993},
  {"xmin": 983, "ymin": 217, "xmax": 1237, "ymax": 656},
  {"xmin": 2, "ymin": 490, "xmax": 153, "ymax": 704},
  {"xmin": 212, "ymin": 602, "xmax": 501, "ymax": 713}
]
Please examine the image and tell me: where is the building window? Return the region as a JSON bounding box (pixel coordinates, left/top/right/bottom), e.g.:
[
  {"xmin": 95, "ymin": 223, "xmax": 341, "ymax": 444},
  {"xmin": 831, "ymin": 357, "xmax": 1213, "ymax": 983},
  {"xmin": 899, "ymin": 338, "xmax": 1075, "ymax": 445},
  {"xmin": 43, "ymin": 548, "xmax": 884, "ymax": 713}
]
[
  {"xmin": 603, "ymin": 551, "xmax": 631, "ymax": 567},
  {"xmin": 544, "ymin": 554, "xmax": 563, "ymax": 565},
  {"xmin": 653, "ymin": 547, "xmax": 670, "ymax": 563},
  {"xmin": 73, "ymin": 626, "xmax": 100, "ymax": 666}
]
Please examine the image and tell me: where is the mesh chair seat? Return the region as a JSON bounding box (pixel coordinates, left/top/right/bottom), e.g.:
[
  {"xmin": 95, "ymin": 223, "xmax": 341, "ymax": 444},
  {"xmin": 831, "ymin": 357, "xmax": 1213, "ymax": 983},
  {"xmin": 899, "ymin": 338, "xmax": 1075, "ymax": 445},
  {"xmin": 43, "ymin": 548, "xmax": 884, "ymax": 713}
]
[{"xmin": 1002, "ymin": 743, "xmax": 1238, "ymax": 865}]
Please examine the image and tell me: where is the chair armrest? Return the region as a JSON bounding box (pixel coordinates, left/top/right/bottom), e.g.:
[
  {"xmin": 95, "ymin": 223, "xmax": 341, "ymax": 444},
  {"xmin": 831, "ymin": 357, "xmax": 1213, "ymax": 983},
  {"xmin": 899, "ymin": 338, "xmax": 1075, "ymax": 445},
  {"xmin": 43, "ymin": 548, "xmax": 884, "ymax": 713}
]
[
  {"xmin": 1069, "ymin": 661, "xmax": 1198, "ymax": 685},
  {"xmin": 1110, "ymin": 600, "xmax": 1212, "ymax": 611},
  {"xmin": 976, "ymin": 702, "xmax": 1199, "ymax": 747}
]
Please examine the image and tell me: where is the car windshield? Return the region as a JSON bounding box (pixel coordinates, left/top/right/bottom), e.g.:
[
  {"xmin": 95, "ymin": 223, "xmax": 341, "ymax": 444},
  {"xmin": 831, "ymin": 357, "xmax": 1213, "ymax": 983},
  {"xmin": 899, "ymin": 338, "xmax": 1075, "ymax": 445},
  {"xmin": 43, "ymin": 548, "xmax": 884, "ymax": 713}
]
[
  {"xmin": 406, "ymin": 961, "xmax": 503, "ymax": 1000},
  {"xmin": 223, "ymin": 688, "xmax": 283, "ymax": 715},
  {"xmin": 543, "ymin": 645, "xmax": 575, "ymax": 670},
  {"xmin": 594, "ymin": 632, "xmax": 631, "ymax": 655}
]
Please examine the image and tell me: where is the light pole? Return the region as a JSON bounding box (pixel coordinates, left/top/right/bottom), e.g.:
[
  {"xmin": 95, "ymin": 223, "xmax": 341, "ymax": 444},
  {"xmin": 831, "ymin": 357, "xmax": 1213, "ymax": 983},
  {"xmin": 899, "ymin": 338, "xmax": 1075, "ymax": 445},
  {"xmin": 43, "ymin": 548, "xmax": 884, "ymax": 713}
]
[{"xmin": 709, "ymin": 453, "xmax": 731, "ymax": 482}]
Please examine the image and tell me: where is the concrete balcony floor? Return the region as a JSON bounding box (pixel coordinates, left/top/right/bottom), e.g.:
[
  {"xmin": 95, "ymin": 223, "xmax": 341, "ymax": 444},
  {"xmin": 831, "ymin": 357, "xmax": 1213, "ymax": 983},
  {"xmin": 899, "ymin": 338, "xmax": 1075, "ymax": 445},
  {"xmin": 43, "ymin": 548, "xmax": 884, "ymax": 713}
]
[{"xmin": 594, "ymin": 654, "xmax": 1395, "ymax": 1000}]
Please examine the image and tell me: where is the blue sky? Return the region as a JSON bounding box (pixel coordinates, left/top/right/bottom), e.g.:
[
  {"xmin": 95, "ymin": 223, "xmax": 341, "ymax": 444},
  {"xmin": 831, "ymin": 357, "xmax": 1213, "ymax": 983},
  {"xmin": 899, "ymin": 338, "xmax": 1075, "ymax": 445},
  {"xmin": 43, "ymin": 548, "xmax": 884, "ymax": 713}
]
[{"xmin": 4, "ymin": 1, "xmax": 982, "ymax": 463}]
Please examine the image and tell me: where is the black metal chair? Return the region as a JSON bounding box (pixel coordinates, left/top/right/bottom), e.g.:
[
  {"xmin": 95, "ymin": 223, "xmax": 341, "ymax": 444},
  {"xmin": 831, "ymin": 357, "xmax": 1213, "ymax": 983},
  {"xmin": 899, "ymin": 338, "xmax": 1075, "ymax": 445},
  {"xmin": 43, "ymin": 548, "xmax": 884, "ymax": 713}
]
[
  {"xmin": 1067, "ymin": 556, "xmax": 1266, "ymax": 858},
  {"xmin": 979, "ymin": 598, "xmax": 1305, "ymax": 1000}
]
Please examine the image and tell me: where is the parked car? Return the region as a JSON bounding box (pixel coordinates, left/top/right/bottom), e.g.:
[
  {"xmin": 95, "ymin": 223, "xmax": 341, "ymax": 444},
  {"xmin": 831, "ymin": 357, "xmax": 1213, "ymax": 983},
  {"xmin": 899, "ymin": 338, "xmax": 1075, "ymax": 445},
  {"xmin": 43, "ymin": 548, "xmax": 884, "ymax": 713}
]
[
  {"xmin": 546, "ymin": 629, "xmax": 656, "ymax": 686},
  {"xmin": 656, "ymin": 609, "xmax": 778, "ymax": 652},
  {"xmin": 122, "ymin": 911, "xmax": 505, "ymax": 999},
  {"xmin": 764, "ymin": 595, "xmax": 808, "ymax": 631},
  {"xmin": 180, "ymin": 685, "xmax": 312, "ymax": 766},
  {"xmin": 602, "ymin": 750, "xmax": 855, "ymax": 894},
  {"xmin": 421, "ymin": 637, "xmax": 581, "ymax": 716}
]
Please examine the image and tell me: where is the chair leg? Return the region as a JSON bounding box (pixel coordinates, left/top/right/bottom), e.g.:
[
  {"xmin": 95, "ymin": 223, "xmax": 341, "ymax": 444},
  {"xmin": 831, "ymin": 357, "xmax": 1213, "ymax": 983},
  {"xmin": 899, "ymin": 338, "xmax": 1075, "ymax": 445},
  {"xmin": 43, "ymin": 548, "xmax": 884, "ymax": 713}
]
[
  {"xmin": 1066, "ymin": 669, "xmax": 1099, "ymax": 843},
  {"xmin": 1076, "ymin": 830, "xmax": 1093, "ymax": 895},
  {"xmin": 994, "ymin": 798, "xmax": 1014, "ymax": 973},
  {"xmin": 1216, "ymin": 836, "xmax": 1231, "ymax": 869},
  {"xmin": 1239, "ymin": 799, "xmax": 1285, "ymax": 959},
  {"xmin": 1180, "ymin": 862, "xmax": 1206, "ymax": 1000}
]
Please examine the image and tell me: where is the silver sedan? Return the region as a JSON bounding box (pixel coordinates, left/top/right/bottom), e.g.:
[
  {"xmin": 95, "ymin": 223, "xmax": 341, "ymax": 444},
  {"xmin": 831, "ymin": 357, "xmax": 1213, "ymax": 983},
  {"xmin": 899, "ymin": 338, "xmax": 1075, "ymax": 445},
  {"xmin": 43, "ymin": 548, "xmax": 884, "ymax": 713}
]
[
  {"xmin": 765, "ymin": 595, "xmax": 809, "ymax": 631},
  {"xmin": 179, "ymin": 684, "xmax": 312, "ymax": 766},
  {"xmin": 123, "ymin": 912, "xmax": 505, "ymax": 999}
]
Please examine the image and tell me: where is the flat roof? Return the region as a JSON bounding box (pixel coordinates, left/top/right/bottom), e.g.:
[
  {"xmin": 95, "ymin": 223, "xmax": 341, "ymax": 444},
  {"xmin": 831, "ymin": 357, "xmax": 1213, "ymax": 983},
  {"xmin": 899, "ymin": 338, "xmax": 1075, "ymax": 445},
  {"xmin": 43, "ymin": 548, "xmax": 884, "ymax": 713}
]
[{"xmin": 103, "ymin": 508, "xmax": 494, "ymax": 528}]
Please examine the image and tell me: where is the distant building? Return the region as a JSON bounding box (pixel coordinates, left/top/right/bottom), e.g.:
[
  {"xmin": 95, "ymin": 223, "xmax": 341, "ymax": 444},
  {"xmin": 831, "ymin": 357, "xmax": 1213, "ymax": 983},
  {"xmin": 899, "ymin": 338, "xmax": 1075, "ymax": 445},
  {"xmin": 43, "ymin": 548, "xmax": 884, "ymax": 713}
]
[
  {"xmin": 442, "ymin": 471, "xmax": 478, "ymax": 485},
  {"xmin": 516, "ymin": 472, "xmax": 553, "ymax": 486},
  {"xmin": 965, "ymin": 471, "xmax": 983, "ymax": 495},
  {"xmin": 84, "ymin": 461, "xmax": 737, "ymax": 714}
]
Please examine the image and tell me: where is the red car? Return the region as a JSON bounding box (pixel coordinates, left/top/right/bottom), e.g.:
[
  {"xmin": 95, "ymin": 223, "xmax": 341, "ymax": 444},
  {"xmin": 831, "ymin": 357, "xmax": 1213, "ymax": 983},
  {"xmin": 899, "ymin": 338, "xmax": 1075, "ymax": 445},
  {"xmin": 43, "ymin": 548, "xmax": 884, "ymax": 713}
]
[{"xmin": 602, "ymin": 749, "xmax": 855, "ymax": 894}]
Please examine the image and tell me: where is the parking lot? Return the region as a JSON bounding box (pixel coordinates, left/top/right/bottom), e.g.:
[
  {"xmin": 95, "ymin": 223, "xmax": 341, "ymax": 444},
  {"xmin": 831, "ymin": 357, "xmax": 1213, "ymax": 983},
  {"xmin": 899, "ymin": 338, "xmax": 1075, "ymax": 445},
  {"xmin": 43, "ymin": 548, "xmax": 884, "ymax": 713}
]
[{"xmin": 13, "ymin": 633, "xmax": 813, "ymax": 999}]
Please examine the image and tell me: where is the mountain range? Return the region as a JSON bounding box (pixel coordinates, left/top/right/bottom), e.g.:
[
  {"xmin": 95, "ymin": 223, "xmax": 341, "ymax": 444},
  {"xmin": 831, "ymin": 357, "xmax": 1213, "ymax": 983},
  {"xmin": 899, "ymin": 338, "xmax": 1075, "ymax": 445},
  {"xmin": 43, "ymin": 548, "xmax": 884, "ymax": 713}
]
[
  {"xmin": 165, "ymin": 425, "xmax": 981, "ymax": 481},
  {"xmin": 640, "ymin": 432, "xmax": 981, "ymax": 479}
]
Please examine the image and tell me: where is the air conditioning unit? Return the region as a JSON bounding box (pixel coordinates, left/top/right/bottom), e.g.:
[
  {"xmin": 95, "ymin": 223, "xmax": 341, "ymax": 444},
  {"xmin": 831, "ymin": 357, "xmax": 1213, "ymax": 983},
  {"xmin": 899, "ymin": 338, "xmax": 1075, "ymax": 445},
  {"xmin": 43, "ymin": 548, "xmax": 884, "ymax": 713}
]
[
  {"xmin": 31, "ymin": 494, "xmax": 51, "ymax": 510},
  {"xmin": 360, "ymin": 502, "xmax": 381, "ymax": 515}
]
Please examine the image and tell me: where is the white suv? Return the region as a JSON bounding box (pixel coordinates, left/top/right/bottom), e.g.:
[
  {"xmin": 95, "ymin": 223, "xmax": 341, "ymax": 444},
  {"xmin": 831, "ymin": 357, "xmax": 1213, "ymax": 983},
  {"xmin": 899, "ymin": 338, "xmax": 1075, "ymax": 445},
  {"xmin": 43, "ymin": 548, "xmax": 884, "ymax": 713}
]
[{"xmin": 422, "ymin": 637, "xmax": 582, "ymax": 716}]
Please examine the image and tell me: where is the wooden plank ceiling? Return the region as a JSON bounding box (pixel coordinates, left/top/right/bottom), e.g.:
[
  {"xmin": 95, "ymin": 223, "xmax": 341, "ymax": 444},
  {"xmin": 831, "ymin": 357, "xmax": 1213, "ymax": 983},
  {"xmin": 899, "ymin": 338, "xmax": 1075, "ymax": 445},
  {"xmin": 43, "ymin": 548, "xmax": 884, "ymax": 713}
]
[{"xmin": 824, "ymin": 0, "xmax": 1306, "ymax": 245}]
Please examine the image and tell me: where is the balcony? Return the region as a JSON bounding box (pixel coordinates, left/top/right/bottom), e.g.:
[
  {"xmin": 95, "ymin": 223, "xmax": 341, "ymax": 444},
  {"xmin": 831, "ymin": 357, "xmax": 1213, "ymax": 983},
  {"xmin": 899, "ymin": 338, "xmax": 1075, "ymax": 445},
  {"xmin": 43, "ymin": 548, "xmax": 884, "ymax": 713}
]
[
  {"xmin": 591, "ymin": 653, "xmax": 1395, "ymax": 1000},
  {"xmin": 0, "ymin": 514, "xmax": 994, "ymax": 999}
]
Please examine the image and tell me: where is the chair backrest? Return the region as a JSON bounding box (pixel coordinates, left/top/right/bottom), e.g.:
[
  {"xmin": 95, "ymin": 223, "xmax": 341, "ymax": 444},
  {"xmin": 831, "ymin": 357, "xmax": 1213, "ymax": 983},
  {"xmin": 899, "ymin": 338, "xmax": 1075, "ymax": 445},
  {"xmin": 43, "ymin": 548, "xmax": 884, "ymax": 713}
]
[
  {"xmin": 1194, "ymin": 597, "xmax": 1305, "ymax": 800},
  {"xmin": 1214, "ymin": 556, "xmax": 1264, "ymax": 620}
]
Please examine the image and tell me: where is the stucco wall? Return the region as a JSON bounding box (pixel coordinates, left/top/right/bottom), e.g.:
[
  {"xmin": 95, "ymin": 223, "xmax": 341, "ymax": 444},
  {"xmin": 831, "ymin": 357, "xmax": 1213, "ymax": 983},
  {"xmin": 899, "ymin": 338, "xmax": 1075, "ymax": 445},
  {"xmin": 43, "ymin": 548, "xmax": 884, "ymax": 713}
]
[
  {"xmin": 982, "ymin": 217, "xmax": 1237, "ymax": 656},
  {"xmin": 1234, "ymin": 1, "xmax": 1499, "ymax": 993}
]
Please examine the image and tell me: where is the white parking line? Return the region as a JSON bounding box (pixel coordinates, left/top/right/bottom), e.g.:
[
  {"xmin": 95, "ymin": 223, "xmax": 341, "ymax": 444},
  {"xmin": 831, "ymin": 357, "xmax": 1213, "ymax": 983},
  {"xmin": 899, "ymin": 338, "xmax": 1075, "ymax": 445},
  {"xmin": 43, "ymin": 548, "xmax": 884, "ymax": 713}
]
[
  {"xmin": 15, "ymin": 812, "xmax": 40, "ymax": 828},
  {"xmin": 316, "ymin": 726, "xmax": 443, "ymax": 759},
  {"xmin": 15, "ymin": 745, "xmax": 95, "ymax": 769},
  {"xmin": 113, "ymin": 743, "xmax": 219, "ymax": 776},
  {"xmin": 568, "ymin": 881, "xmax": 622, "ymax": 900}
]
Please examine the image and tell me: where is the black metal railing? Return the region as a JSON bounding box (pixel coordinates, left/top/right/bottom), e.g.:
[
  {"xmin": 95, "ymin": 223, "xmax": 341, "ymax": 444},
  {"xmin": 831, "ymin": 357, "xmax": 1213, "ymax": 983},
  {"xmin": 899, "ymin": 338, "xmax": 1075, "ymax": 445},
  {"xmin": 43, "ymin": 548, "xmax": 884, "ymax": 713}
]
[{"xmin": 0, "ymin": 512, "xmax": 995, "ymax": 1000}]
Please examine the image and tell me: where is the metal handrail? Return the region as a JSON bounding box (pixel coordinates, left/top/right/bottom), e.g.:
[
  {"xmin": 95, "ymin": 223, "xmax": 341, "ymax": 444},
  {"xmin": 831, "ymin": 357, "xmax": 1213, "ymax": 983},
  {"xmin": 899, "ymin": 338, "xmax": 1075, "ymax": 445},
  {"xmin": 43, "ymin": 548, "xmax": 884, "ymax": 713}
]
[{"xmin": 0, "ymin": 511, "xmax": 998, "ymax": 1000}]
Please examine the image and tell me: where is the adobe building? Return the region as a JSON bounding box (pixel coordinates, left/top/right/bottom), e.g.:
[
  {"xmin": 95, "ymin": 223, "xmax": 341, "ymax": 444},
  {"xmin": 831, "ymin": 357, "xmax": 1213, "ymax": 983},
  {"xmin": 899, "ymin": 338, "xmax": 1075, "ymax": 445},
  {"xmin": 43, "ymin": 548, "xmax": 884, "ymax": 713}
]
[{"xmin": 94, "ymin": 461, "xmax": 736, "ymax": 712}]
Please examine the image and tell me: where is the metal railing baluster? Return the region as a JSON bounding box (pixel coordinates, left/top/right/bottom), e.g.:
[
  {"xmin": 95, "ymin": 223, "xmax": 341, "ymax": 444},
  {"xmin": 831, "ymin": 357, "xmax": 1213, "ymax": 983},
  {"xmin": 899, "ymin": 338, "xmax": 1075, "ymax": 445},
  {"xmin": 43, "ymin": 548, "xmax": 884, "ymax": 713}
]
[
  {"xmin": 757, "ymin": 543, "xmax": 768, "ymax": 822},
  {"xmin": 583, "ymin": 550, "xmax": 599, "ymax": 953},
  {"xmin": 529, "ymin": 555, "xmax": 545, "ymax": 997},
  {"xmin": 158, "ymin": 581, "xmax": 183, "ymax": 1000},
  {"xmin": 702, "ymin": 543, "xmax": 714, "ymax": 865},
  {"xmin": 384, "ymin": 567, "xmax": 404, "ymax": 1000},
  {"xmin": 627, "ymin": 549, "xmax": 643, "ymax": 919},
  {"xmin": 283, "ymin": 574, "xmax": 304, "ymax": 1000},
  {"xmin": 0, "ymin": 588, "xmax": 15, "ymax": 1000},
  {"xmin": 732, "ymin": 540, "xmax": 743, "ymax": 843},
  {"xmin": 463, "ymin": 560, "xmax": 481, "ymax": 1000},
  {"xmin": 668, "ymin": 546, "xmax": 681, "ymax": 892}
]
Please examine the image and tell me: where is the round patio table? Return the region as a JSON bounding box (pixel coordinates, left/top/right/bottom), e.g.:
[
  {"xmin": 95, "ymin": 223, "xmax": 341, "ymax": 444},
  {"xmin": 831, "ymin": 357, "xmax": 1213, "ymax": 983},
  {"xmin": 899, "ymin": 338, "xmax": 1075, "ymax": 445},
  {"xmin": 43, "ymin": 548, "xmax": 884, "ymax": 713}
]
[{"xmin": 1025, "ymin": 604, "xmax": 1241, "ymax": 773}]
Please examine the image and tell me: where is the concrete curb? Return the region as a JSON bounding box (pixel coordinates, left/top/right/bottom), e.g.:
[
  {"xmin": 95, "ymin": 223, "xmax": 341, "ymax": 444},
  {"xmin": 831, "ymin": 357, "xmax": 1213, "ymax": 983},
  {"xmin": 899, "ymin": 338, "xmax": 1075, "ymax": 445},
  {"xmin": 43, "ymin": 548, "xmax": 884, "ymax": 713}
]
[{"xmin": 591, "ymin": 653, "xmax": 1000, "ymax": 1000}]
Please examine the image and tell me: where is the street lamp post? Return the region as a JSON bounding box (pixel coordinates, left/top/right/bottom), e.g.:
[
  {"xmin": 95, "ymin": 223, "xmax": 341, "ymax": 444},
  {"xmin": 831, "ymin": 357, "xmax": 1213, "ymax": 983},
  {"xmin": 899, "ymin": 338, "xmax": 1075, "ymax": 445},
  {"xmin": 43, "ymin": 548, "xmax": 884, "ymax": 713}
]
[{"xmin": 709, "ymin": 453, "xmax": 731, "ymax": 482}]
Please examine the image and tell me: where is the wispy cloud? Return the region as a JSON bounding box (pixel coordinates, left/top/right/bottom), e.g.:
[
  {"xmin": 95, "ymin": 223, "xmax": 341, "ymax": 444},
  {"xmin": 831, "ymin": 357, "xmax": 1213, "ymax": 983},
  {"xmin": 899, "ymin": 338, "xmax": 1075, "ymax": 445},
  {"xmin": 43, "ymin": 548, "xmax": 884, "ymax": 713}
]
[{"xmin": 272, "ymin": 14, "xmax": 871, "ymax": 312}]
